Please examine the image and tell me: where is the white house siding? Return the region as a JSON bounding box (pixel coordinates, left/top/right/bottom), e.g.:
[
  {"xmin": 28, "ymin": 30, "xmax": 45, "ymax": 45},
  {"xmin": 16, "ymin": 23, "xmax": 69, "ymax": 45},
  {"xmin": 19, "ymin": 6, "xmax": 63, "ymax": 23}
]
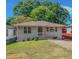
[
  {"xmin": 46, "ymin": 31, "xmax": 57, "ymax": 38},
  {"xmin": 45, "ymin": 27, "xmax": 62, "ymax": 39},
  {"xmin": 6, "ymin": 26, "xmax": 17, "ymax": 44},
  {"xmin": 57, "ymin": 28, "xmax": 62, "ymax": 39},
  {"xmin": 6, "ymin": 28, "xmax": 16, "ymax": 40},
  {"xmin": 16, "ymin": 26, "xmax": 63, "ymax": 41},
  {"xmin": 16, "ymin": 26, "xmax": 38, "ymax": 41},
  {"xmin": 37, "ymin": 27, "xmax": 46, "ymax": 38},
  {"xmin": 17, "ymin": 27, "xmax": 24, "ymax": 41}
]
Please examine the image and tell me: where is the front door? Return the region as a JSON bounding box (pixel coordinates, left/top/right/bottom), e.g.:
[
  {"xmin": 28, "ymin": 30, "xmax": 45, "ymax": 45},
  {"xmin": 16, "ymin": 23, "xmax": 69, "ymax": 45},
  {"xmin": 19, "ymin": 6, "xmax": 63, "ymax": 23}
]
[{"xmin": 38, "ymin": 27, "xmax": 43, "ymax": 37}]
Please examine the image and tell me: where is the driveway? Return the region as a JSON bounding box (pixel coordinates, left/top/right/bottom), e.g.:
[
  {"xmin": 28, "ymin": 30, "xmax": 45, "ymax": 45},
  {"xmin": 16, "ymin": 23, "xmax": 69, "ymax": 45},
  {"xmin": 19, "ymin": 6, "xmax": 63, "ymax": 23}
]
[{"xmin": 49, "ymin": 40, "xmax": 72, "ymax": 49}]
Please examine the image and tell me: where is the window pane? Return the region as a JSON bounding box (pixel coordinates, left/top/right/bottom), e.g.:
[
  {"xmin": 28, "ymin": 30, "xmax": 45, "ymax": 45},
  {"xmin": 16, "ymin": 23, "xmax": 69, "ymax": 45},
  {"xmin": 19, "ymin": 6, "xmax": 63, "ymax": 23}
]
[
  {"xmin": 24, "ymin": 27, "xmax": 27, "ymax": 33},
  {"xmin": 55, "ymin": 27, "xmax": 57, "ymax": 32},
  {"xmin": 50, "ymin": 27, "xmax": 54, "ymax": 32},
  {"xmin": 28, "ymin": 27, "xmax": 31, "ymax": 33},
  {"xmin": 46, "ymin": 27, "xmax": 49, "ymax": 32},
  {"xmin": 38, "ymin": 27, "xmax": 42, "ymax": 32},
  {"xmin": 13, "ymin": 29, "xmax": 16, "ymax": 35}
]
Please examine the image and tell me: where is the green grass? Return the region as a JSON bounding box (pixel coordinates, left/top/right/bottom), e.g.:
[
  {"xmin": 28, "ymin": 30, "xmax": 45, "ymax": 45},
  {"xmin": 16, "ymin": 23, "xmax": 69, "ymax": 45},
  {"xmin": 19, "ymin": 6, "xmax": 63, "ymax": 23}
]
[{"xmin": 7, "ymin": 40, "xmax": 72, "ymax": 59}]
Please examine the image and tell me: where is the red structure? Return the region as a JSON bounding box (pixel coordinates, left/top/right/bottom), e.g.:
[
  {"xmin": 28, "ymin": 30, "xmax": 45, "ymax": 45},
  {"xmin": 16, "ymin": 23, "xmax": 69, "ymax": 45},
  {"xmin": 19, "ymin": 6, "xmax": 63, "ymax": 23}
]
[
  {"xmin": 62, "ymin": 27, "xmax": 67, "ymax": 33},
  {"xmin": 62, "ymin": 33, "xmax": 72, "ymax": 40}
]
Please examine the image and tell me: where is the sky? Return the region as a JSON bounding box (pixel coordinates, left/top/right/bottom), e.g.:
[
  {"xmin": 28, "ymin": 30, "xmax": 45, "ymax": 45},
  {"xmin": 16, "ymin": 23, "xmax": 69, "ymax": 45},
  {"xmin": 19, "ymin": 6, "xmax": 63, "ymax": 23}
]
[{"xmin": 6, "ymin": 0, "xmax": 72, "ymax": 18}]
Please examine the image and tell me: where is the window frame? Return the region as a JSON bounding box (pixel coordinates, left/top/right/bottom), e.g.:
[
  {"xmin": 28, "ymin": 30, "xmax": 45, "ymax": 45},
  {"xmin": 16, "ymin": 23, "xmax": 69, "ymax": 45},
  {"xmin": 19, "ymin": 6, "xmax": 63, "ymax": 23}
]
[
  {"xmin": 55, "ymin": 27, "xmax": 57, "ymax": 32},
  {"xmin": 50, "ymin": 27, "xmax": 54, "ymax": 32},
  {"xmin": 24, "ymin": 27, "xmax": 31, "ymax": 34},
  {"xmin": 28, "ymin": 27, "xmax": 31, "ymax": 33},
  {"xmin": 46, "ymin": 27, "xmax": 49, "ymax": 32},
  {"xmin": 24, "ymin": 27, "xmax": 28, "ymax": 33},
  {"xmin": 38, "ymin": 27, "xmax": 42, "ymax": 32}
]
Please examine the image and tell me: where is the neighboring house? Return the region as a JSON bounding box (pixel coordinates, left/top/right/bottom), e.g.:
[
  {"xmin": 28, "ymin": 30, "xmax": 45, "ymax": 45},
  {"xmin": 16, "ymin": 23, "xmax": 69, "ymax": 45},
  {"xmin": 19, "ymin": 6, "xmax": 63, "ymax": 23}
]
[
  {"xmin": 67, "ymin": 24, "xmax": 72, "ymax": 33},
  {"xmin": 6, "ymin": 25, "xmax": 17, "ymax": 43},
  {"xmin": 14, "ymin": 21, "xmax": 66, "ymax": 41}
]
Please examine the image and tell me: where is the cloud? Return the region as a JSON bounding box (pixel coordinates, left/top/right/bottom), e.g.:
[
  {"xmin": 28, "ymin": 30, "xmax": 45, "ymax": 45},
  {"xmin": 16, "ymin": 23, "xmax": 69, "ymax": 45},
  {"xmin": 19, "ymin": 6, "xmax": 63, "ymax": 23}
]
[{"xmin": 61, "ymin": 5, "xmax": 72, "ymax": 15}]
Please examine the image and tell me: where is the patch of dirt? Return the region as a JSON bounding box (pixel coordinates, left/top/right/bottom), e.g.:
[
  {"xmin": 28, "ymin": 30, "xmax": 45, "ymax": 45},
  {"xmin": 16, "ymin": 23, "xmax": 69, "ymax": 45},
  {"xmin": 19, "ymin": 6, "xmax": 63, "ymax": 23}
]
[
  {"xmin": 49, "ymin": 40, "xmax": 72, "ymax": 49},
  {"xmin": 7, "ymin": 53, "xmax": 29, "ymax": 59}
]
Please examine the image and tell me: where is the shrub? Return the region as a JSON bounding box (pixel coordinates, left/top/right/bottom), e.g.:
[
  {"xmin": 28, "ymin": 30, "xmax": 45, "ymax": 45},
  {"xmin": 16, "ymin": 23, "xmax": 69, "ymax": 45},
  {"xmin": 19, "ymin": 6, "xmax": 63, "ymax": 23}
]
[
  {"xmin": 23, "ymin": 40, "xmax": 25, "ymax": 42},
  {"xmin": 53, "ymin": 37, "xmax": 57, "ymax": 39},
  {"xmin": 33, "ymin": 37, "xmax": 39, "ymax": 41},
  {"xmin": 27, "ymin": 38, "xmax": 30, "ymax": 41}
]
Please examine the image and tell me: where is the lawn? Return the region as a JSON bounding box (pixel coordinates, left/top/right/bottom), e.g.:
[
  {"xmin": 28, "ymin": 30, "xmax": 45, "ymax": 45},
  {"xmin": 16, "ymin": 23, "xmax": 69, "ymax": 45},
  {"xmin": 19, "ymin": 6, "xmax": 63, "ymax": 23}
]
[{"xmin": 7, "ymin": 40, "xmax": 72, "ymax": 59}]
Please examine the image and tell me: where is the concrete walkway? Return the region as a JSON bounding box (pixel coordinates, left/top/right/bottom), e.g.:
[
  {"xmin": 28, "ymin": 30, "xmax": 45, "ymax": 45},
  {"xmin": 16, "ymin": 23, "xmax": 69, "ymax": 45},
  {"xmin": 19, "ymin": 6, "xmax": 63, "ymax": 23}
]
[{"xmin": 49, "ymin": 40, "xmax": 72, "ymax": 49}]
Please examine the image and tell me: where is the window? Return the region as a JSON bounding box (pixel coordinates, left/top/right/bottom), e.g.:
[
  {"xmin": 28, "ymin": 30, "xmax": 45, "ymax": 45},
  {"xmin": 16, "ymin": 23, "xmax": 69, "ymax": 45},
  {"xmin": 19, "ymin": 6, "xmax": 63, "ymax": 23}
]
[
  {"xmin": 55, "ymin": 27, "xmax": 57, "ymax": 32},
  {"xmin": 6, "ymin": 30, "xmax": 8, "ymax": 36},
  {"xmin": 38, "ymin": 27, "xmax": 42, "ymax": 32},
  {"xmin": 24, "ymin": 27, "xmax": 31, "ymax": 33},
  {"xmin": 28, "ymin": 27, "xmax": 31, "ymax": 33},
  {"xmin": 50, "ymin": 27, "xmax": 54, "ymax": 32},
  {"xmin": 24, "ymin": 27, "xmax": 27, "ymax": 33},
  {"xmin": 13, "ymin": 29, "xmax": 16, "ymax": 35},
  {"xmin": 46, "ymin": 27, "xmax": 49, "ymax": 32}
]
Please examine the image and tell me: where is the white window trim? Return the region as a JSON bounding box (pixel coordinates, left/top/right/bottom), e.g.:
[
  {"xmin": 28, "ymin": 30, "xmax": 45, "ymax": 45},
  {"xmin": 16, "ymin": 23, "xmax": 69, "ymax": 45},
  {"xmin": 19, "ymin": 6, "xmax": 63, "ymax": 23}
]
[{"xmin": 24, "ymin": 27, "xmax": 31, "ymax": 34}]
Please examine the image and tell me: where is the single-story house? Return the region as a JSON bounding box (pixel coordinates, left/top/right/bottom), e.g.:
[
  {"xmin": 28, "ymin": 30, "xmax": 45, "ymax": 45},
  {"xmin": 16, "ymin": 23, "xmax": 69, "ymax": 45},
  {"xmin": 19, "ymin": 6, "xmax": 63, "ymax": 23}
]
[
  {"xmin": 6, "ymin": 25, "xmax": 17, "ymax": 43},
  {"xmin": 14, "ymin": 21, "xmax": 66, "ymax": 41}
]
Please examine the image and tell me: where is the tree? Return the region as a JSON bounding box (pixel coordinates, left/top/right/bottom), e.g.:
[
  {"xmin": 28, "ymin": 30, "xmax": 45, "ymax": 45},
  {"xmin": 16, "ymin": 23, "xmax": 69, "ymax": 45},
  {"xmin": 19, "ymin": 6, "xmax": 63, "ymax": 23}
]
[
  {"xmin": 13, "ymin": 0, "xmax": 53, "ymax": 16},
  {"xmin": 31, "ymin": 5, "xmax": 69, "ymax": 24},
  {"xmin": 6, "ymin": 17, "xmax": 15, "ymax": 25},
  {"xmin": 13, "ymin": 0, "xmax": 40, "ymax": 16},
  {"xmin": 31, "ymin": 6, "xmax": 56, "ymax": 22},
  {"xmin": 47, "ymin": 3, "xmax": 69, "ymax": 24},
  {"xmin": 11, "ymin": 16, "xmax": 33, "ymax": 24},
  {"xmin": 13, "ymin": 0, "xmax": 69, "ymax": 24}
]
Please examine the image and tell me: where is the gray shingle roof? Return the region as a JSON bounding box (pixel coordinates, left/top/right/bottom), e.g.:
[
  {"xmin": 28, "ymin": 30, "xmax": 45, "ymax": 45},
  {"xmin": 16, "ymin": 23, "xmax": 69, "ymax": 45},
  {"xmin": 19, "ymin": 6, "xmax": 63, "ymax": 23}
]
[{"xmin": 14, "ymin": 21, "xmax": 66, "ymax": 27}]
